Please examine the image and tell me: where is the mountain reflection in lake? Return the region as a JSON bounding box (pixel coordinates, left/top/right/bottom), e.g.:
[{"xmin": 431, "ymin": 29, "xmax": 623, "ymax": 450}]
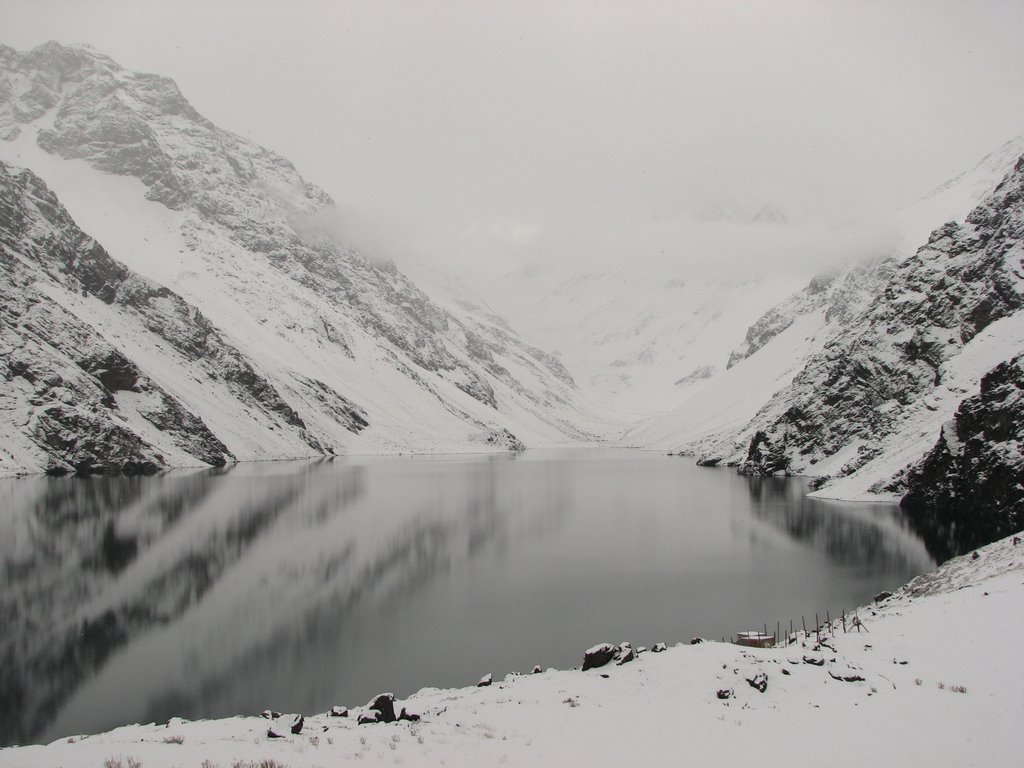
[{"xmin": 0, "ymin": 450, "xmax": 934, "ymax": 746}]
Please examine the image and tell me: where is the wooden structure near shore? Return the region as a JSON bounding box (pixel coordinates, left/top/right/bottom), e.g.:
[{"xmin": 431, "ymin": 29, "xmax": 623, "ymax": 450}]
[{"xmin": 734, "ymin": 631, "xmax": 775, "ymax": 648}]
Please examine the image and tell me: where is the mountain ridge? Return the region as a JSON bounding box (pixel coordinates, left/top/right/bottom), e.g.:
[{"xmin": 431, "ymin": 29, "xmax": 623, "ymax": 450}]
[{"xmin": 0, "ymin": 41, "xmax": 608, "ymax": 476}]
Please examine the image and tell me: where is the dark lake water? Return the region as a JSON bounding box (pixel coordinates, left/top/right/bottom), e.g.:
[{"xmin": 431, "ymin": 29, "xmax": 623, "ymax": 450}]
[{"xmin": 0, "ymin": 449, "xmax": 934, "ymax": 746}]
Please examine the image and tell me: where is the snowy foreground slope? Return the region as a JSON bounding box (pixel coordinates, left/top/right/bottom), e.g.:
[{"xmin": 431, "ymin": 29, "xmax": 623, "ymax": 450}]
[
  {"xmin": 3, "ymin": 534, "xmax": 1021, "ymax": 767},
  {"xmin": 0, "ymin": 42, "xmax": 611, "ymax": 476},
  {"xmin": 633, "ymin": 147, "xmax": 1024, "ymax": 505}
]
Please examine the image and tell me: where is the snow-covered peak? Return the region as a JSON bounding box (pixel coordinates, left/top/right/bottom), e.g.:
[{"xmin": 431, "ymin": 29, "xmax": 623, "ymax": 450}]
[{"xmin": 751, "ymin": 203, "xmax": 789, "ymax": 225}]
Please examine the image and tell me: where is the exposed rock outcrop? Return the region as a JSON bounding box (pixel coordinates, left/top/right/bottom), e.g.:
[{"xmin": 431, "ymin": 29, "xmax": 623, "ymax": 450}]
[
  {"xmin": 0, "ymin": 161, "xmax": 235, "ymax": 474},
  {"xmin": 901, "ymin": 353, "xmax": 1024, "ymax": 561},
  {"xmin": 698, "ymin": 153, "xmax": 1024, "ymax": 494}
]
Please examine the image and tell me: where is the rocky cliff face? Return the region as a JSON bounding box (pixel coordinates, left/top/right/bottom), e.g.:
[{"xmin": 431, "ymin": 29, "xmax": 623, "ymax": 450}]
[
  {"xmin": 901, "ymin": 353, "xmax": 1024, "ymax": 561},
  {"xmin": 726, "ymin": 257, "xmax": 894, "ymax": 370},
  {"xmin": 0, "ymin": 161, "xmax": 245, "ymax": 474},
  {"xmin": 0, "ymin": 42, "xmax": 602, "ymax": 474},
  {"xmin": 696, "ymin": 153, "xmax": 1024, "ymax": 493}
]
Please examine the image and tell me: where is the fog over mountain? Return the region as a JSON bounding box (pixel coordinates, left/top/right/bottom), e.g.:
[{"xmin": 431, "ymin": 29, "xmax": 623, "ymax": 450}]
[{"xmin": 3, "ymin": 0, "xmax": 1023, "ymax": 283}]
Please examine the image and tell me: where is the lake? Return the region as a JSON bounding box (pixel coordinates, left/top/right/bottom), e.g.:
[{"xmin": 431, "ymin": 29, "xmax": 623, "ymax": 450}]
[{"xmin": 0, "ymin": 449, "xmax": 934, "ymax": 746}]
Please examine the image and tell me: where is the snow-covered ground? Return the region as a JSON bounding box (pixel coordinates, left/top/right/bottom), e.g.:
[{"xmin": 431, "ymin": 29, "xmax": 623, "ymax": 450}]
[{"xmin": 4, "ymin": 533, "xmax": 1021, "ymax": 767}]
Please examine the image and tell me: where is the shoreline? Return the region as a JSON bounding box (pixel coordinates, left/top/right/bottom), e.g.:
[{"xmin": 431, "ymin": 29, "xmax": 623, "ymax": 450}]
[{"xmin": 3, "ymin": 534, "xmax": 1020, "ymax": 767}]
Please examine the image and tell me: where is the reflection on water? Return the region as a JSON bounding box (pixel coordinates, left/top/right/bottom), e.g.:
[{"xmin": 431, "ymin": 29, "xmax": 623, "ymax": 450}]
[{"xmin": 0, "ymin": 451, "xmax": 934, "ymax": 746}]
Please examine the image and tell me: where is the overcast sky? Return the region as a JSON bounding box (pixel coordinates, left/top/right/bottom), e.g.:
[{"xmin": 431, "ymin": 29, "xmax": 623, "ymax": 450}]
[{"xmin": 3, "ymin": 0, "xmax": 1024, "ymax": 276}]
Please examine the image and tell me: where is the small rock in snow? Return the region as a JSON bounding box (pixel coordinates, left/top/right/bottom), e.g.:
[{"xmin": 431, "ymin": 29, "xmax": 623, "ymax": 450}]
[
  {"xmin": 615, "ymin": 643, "xmax": 636, "ymax": 665},
  {"xmin": 717, "ymin": 688, "xmax": 734, "ymax": 700},
  {"xmin": 330, "ymin": 706, "xmax": 348, "ymax": 717},
  {"xmin": 357, "ymin": 711, "xmax": 380, "ymax": 725},
  {"xmin": 266, "ymin": 713, "xmax": 299, "ymax": 738},
  {"xmin": 874, "ymin": 590, "xmax": 893, "ymax": 603},
  {"xmin": 651, "ymin": 642, "xmax": 668, "ymax": 653},
  {"xmin": 290, "ymin": 715, "xmax": 304, "ymax": 735},
  {"xmin": 828, "ymin": 671, "xmax": 866, "ymax": 683},
  {"xmin": 532, "ymin": 665, "xmax": 543, "ymax": 674},
  {"xmin": 478, "ymin": 673, "xmax": 493, "ymax": 687},
  {"xmin": 745, "ymin": 671, "xmax": 768, "ymax": 693}
]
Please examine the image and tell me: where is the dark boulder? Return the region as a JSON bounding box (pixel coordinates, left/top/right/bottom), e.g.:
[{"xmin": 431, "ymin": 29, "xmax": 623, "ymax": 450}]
[
  {"xmin": 614, "ymin": 643, "xmax": 636, "ymax": 665},
  {"xmin": 368, "ymin": 693, "xmax": 396, "ymax": 723},
  {"xmin": 582, "ymin": 643, "xmax": 619, "ymax": 671}
]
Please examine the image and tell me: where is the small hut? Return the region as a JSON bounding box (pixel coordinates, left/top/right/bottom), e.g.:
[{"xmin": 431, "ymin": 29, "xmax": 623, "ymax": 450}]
[{"xmin": 734, "ymin": 631, "xmax": 775, "ymax": 648}]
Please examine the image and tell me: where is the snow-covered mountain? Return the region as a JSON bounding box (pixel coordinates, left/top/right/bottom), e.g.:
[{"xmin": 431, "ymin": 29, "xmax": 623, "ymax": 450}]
[
  {"xmin": 456, "ymin": 249, "xmax": 816, "ymax": 418},
  {"xmin": 621, "ymin": 256, "xmax": 895, "ymax": 450},
  {"xmin": 0, "ymin": 42, "xmax": 609, "ymax": 475},
  {"xmin": 638, "ymin": 149, "xmax": 1024, "ymax": 507}
]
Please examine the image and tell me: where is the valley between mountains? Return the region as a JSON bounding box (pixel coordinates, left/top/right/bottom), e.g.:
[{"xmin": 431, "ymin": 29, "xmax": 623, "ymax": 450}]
[{"xmin": 1, "ymin": 41, "xmax": 1022, "ymax": 558}]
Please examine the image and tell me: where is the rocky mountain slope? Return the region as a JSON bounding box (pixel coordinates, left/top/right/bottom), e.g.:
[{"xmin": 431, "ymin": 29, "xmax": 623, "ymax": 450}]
[
  {"xmin": 626, "ymin": 136, "xmax": 1024, "ymax": 456},
  {"xmin": 901, "ymin": 352, "xmax": 1024, "ymax": 561},
  {"xmin": 724, "ymin": 258, "xmax": 894, "ymax": 370},
  {"xmin": 620, "ymin": 257, "xmax": 896, "ymax": 451},
  {"xmin": 0, "ymin": 42, "xmax": 607, "ymax": 475},
  {"xmin": 0, "ymin": 160, "xmax": 299, "ymax": 474},
  {"xmin": 695, "ymin": 153, "xmax": 1024, "ymax": 496}
]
